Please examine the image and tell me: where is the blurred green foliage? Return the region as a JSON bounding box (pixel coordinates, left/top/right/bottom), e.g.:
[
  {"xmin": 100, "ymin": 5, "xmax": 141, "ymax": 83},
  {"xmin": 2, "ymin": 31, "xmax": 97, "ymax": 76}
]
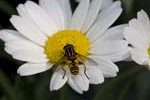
[
  {"xmin": 0, "ymin": 0, "xmax": 150, "ymax": 100},
  {"xmin": 0, "ymin": 0, "xmax": 16, "ymax": 15}
]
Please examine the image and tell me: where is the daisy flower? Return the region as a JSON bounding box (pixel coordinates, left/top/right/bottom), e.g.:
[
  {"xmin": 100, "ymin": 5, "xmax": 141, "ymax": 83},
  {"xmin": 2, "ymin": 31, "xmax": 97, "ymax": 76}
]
[
  {"xmin": 124, "ymin": 10, "xmax": 150, "ymax": 69},
  {"xmin": 0, "ymin": 0, "xmax": 129, "ymax": 94}
]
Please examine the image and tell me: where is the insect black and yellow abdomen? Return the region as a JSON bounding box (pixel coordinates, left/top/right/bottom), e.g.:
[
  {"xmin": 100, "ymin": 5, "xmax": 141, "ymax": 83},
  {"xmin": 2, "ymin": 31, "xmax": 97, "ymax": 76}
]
[{"xmin": 70, "ymin": 66, "xmax": 79, "ymax": 75}]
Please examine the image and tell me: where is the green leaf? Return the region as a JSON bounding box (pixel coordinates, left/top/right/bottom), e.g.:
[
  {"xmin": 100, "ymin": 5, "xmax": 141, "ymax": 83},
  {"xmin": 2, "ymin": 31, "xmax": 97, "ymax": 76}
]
[
  {"xmin": 59, "ymin": 85, "xmax": 69, "ymax": 100},
  {"xmin": 118, "ymin": 80, "xmax": 134, "ymax": 100},
  {"xmin": 15, "ymin": 75, "xmax": 38, "ymax": 100},
  {"xmin": 0, "ymin": 70, "xmax": 16, "ymax": 100},
  {"xmin": 92, "ymin": 66, "xmax": 145, "ymax": 100},
  {"xmin": 136, "ymin": 70, "xmax": 150, "ymax": 100}
]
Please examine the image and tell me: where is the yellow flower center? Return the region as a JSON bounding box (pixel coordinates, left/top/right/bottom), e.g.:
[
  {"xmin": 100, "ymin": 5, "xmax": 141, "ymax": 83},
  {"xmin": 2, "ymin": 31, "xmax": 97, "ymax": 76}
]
[
  {"xmin": 148, "ymin": 44, "xmax": 150, "ymax": 57},
  {"xmin": 45, "ymin": 30, "xmax": 90, "ymax": 64}
]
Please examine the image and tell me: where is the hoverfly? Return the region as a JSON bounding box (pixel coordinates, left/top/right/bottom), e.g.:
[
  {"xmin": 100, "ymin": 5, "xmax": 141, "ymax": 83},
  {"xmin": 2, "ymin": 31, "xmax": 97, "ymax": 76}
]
[{"xmin": 52, "ymin": 44, "xmax": 97, "ymax": 79}]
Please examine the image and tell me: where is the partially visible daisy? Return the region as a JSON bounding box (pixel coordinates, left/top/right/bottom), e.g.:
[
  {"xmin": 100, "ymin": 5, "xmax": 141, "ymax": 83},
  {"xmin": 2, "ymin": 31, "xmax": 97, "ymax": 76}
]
[
  {"xmin": 124, "ymin": 10, "xmax": 150, "ymax": 69},
  {"xmin": 0, "ymin": 0, "xmax": 129, "ymax": 94}
]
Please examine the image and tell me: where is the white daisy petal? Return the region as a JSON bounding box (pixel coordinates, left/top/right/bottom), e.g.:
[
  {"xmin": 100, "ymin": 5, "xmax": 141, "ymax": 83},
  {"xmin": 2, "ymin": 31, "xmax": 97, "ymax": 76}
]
[
  {"xmin": 89, "ymin": 56, "xmax": 119, "ymax": 77},
  {"xmin": 10, "ymin": 15, "xmax": 46, "ymax": 46},
  {"xmin": 39, "ymin": 0, "xmax": 66, "ymax": 29},
  {"xmin": 71, "ymin": 75, "xmax": 89, "ymax": 92},
  {"xmin": 17, "ymin": 4, "xmax": 48, "ymax": 38},
  {"xmin": 99, "ymin": 49, "xmax": 130, "ymax": 62},
  {"xmin": 0, "ymin": 30, "xmax": 26, "ymax": 42},
  {"xmin": 81, "ymin": 0, "xmax": 103, "ymax": 32},
  {"xmin": 90, "ymin": 25, "xmax": 129, "ymax": 62},
  {"xmin": 124, "ymin": 26, "xmax": 148, "ymax": 49},
  {"xmin": 4, "ymin": 39, "xmax": 44, "ymax": 54},
  {"xmin": 25, "ymin": 1, "xmax": 58, "ymax": 36},
  {"xmin": 91, "ymin": 40, "xmax": 128, "ymax": 55},
  {"xmin": 12, "ymin": 49, "xmax": 48, "ymax": 63},
  {"xmin": 86, "ymin": 65, "xmax": 104, "ymax": 84},
  {"xmin": 131, "ymin": 48, "xmax": 149, "ymax": 65},
  {"xmin": 75, "ymin": 0, "xmax": 113, "ymax": 10},
  {"xmin": 99, "ymin": 25, "xmax": 128, "ymax": 40},
  {"xmin": 17, "ymin": 4, "xmax": 32, "ymax": 20},
  {"xmin": 17, "ymin": 63, "xmax": 52, "ymax": 76},
  {"xmin": 87, "ymin": 1, "xmax": 122, "ymax": 42},
  {"xmin": 67, "ymin": 76, "xmax": 83, "ymax": 94},
  {"xmin": 71, "ymin": 67, "xmax": 89, "ymax": 91},
  {"xmin": 137, "ymin": 10, "xmax": 150, "ymax": 30},
  {"xmin": 128, "ymin": 19, "xmax": 149, "ymax": 44},
  {"xmin": 101, "ymin": 0, "xmax": 113, "ymax": 9},
  {"xmin": 70, "ymin": 0, "xmax": 90, "ymax": 30},
  {"xmin": 56, "ymin": 0, "xmax": 72, "ymax": 28},
  {"xmin": 50, "ymin": 67, "xmax": 68, "ymax": 91}
]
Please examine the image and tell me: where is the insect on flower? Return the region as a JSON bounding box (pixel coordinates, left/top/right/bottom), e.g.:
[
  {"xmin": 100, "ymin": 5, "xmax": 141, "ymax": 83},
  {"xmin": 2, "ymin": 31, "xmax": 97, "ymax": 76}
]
[
  {"xmin": 54, "ymin": 44, "xmax": 97, "ymax": 79},
  {"xmin": 0, "ymin": 0, "xmax": 129, "ymax": 94}
]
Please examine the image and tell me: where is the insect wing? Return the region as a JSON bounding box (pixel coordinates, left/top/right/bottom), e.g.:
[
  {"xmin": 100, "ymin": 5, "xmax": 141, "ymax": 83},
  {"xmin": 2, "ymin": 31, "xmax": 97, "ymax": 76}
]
[
  {"xmin": 78, "ymin": 54, "xmax": 98, "ymax": 66},
  {"xmin": 86, "ymin": 57, "xmax": 98, "ymax": 66}
]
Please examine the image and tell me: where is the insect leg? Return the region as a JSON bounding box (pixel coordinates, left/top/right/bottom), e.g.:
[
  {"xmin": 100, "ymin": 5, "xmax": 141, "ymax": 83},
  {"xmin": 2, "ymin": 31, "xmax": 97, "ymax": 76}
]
[
  {"xmin": 62, "ymin": 68, "xmax": 66, "ymax": 79},
  {"xmin": 79, "ymin": 61, "xmax": 89, "ymax": 79},
  {"xmin": 83, "ymin": 64, "xmax": 89, "ymax": 79}
]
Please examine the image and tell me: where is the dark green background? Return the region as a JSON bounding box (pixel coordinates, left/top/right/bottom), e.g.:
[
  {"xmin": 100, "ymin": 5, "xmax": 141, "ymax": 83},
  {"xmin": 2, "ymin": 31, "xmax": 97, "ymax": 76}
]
[{"xmin": 0, "ymin": 0, "xmax": 150, "ymax": 100}]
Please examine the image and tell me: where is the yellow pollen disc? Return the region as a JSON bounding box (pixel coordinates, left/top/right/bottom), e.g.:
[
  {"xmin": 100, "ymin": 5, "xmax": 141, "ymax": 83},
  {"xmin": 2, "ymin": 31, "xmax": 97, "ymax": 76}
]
[
  {"xmin": 45, "ymin": 30, "xmax": 90, "ymax": 64},
  {"xmin": 147, "ymin": 44, "xmax": 150, "ymax": 57}
]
